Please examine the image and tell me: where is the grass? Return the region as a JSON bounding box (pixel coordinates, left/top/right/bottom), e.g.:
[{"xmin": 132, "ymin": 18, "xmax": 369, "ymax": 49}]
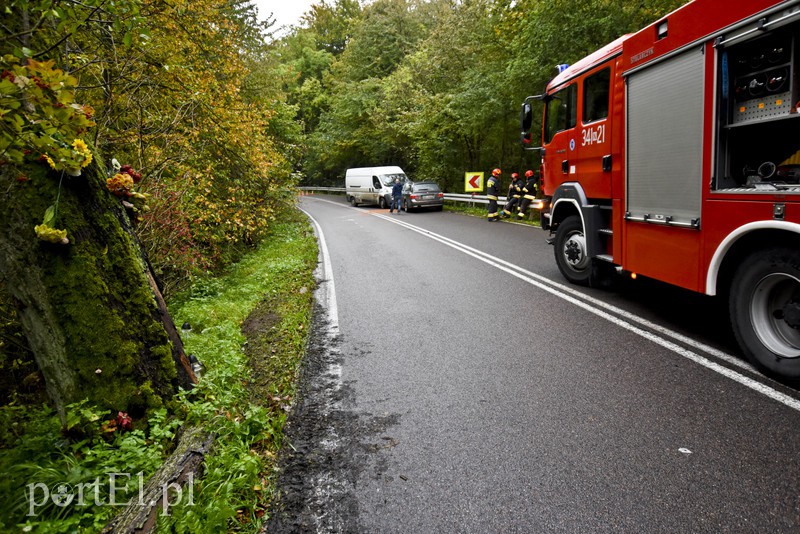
[
  {"xmin": 444, "ymin": 200, "xmax": 542, "ymax": 226},
  {"xmin": 158, "ymin": 209, "xmax": 318, "ymax": 532},
  {"xmin": 0, "ymin": 208, "xmax": 319, "ymax": 533}
]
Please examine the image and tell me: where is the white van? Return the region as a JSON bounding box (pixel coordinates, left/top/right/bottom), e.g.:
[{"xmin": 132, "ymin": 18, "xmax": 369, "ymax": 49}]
[{"xmin": 345, "ymin": 166, "xmax": 408, "ymax": 208}]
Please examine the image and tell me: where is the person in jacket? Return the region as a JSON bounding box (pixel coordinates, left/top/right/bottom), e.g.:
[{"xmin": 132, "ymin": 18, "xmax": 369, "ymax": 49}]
[
  {"xmin": 486, "ymin": 168, "xmax": 502, "ymax": 221},
  {"xmin": 516, "ymin": 169, "xmax": 539, "ymax": 220},
  {"xmin": 501, "ymin": 172, "xmax": 523, "ymax": 218},
  {"xmin": 390, "ymin": 178, "xmax": 403, "ymax": 213}
]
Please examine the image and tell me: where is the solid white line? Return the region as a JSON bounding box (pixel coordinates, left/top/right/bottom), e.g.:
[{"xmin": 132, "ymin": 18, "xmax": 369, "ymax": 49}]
[
  {"xmin": 299, "ymin": 207, "xmax": 339, "ymax": 337},
  {"xmin": 379, "ymin": 212, "xmax": 756, "ymax": 374},
  {"xmin": 304, "ymin": 197, "xmax": 800, "ymax": 412}
]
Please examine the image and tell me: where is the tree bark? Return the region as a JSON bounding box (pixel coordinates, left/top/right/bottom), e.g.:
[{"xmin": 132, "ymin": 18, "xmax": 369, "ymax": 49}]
[
  {"xmin": 0, "ymin": 161, "xmax": 195, "ymax": 425},
  {"xmin": 101, "ymin": 426, "xmax": 213, "ymax": 533}
]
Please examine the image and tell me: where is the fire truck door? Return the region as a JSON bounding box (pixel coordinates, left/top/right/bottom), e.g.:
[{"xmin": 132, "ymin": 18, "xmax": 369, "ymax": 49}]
[
  {"xmin": 543, "ymin": 83, "xmax": 578, "ymax": 192},
  {"xmin": 576, "ymin": 66, "xmax": 613, "ymax": 198}
]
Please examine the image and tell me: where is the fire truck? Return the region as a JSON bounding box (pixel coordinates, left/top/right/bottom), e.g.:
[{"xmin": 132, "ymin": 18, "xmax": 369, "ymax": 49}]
[{"xmin": 519, "ymin": 0, "xmax": 800, "ymax": 381}]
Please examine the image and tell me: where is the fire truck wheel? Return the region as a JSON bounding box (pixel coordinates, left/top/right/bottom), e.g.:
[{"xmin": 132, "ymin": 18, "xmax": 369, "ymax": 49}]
[
  {"xmin": 554, "ymin": 215, "xmax": 592, "ymax": 286},
  {"xmin": 729, "ymin": 248, "xmax": 800, "ymax": 380}
]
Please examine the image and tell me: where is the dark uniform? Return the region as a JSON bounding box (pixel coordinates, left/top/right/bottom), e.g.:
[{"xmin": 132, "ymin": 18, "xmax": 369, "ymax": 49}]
[
  {"xmin": 486, "ymin": 169, "xmax": 502, "ymax": 221},
  {"xmin": 516, "ymin": 170, "xmax": 539, "ymax": 220},
  {"xmin": 390, "ymin": 179, "xmax": 403, "ymax": 213},
  {"xmin": 502, "ymin": 173, "xmax": 523, "ymax": 217}
]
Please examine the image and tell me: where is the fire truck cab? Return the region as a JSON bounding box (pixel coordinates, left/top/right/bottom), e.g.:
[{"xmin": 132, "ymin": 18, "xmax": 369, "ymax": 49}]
[{"xmin": 520, "ymin": 0, "xmax": 800, "ymax": 381}]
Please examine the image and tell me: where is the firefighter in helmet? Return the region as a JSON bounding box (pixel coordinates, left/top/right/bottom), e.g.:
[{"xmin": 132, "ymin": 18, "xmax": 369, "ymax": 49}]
[
  {"xmin": 486, "ymin": 168, "xmax": 502, "ymax": 221},
  {"xmin": 516, "ymin": 169, "xmax": 539, "ymax": 220},
  {"xmin": 501, "ymin": 172, "xmax": 524, "ymax": 218}
]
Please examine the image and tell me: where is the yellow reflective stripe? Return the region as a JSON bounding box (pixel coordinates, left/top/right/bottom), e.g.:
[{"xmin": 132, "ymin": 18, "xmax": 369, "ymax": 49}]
[
  {"xmin": 524, "ymin": 195, "xmax": 536, "ymax": 200},
  {"xmin": 487, "ymin": 195, "xmax": 498, "ymax": 200}
]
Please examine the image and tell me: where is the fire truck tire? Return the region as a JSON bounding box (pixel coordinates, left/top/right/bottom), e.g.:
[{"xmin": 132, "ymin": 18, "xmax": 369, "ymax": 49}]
[
  {"xmin": 554, "ymin": 215, "xmax": 592, "ymax": 286},
  {"xmin": 729, "ymin": 248, "xmax": 800, "ymax": 380}
]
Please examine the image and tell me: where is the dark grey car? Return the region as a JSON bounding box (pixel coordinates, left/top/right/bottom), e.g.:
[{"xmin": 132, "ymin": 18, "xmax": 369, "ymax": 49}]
[{"xmin": 402, "ymin": 182, "xmax": 444, "ymax": 212}]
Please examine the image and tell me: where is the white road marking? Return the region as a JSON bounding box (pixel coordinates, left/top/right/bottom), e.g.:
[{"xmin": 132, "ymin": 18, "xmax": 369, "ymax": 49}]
[
  {"xmin": 304, "ymin": 197, "xmax": 800, "ymax": 412},
  {"xmin": 299, "ymin": 207, "xmax": 339, "ymax": 337}
]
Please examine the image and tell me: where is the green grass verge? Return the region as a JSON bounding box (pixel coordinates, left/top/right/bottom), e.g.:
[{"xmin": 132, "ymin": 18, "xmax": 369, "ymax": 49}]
[
  {"xmin": 0, "ymin": 209, "xmax": 318, "ymax": 533},
  {"xmin": 158, "ymin": 210, "xmax": 317, "ymax": 532},
  {"xmin": 444, "ymin": 201, "xmax": 541, "ymax": 226}
]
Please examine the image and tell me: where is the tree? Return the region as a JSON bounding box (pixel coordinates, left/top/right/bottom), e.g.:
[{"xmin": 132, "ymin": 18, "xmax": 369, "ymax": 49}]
[
  {"xmin": 302, "ymin": 0, "xmax": 363, "ymax": 56},
  {"xmin": 292, "ymin": 0, "xmax": 688, "ymax": 190},
  {"xmin": 0, "ymin": 59, "xmax": 195, "ymax": 423},
  {"xmin": 0, "ymin": 0, "xmax": 294, "ymax": 423}
]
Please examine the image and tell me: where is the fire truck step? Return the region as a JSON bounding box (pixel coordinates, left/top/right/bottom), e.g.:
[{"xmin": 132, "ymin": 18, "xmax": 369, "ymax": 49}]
[{"xmin": 596, "ymin": 254, "xmax": 614, "ymax": 263}]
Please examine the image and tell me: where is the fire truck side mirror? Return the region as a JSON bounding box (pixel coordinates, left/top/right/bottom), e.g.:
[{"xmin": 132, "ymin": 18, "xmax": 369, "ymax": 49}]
[
  {"xmin": 521, "ymin": 101, "xmax": 533, "ymax": 132},
  {"xmin": 520, "ymin": 95, "xmax": 544, "ymax": 152}
]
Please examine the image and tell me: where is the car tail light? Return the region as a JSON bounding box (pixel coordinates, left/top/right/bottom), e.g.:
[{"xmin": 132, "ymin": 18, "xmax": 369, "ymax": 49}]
[
  {"xmin": 437, "ymin": 193, "xmax": 443, "ymax": 198},
  {"xmin": 410, "ymin": 194, "xmax": 418, "ymax": 199}
]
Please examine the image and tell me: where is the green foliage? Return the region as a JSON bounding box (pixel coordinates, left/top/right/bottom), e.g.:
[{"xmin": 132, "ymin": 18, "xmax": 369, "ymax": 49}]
[
  {"xmin": 0, "ymin": 401, "xmax": 179, "ymax": 532},
  {"xmin": 0, "ymin": 214, "xmax": 317, "ymax": 532},
  {"xmin": 302, "ymin": 0, "xmax": 363, "ymax": 56},
  {"xmin": 0, "ymin": 57, "xmax": 94, "ymax": 173},
  {"xmin": 161, "ymin": 214, "xmax": 318, "ymax": 531},
  {"xmin": 1, "ymin": 0, "xmax": 301, "ymax": 294},
  {"xmin": 283, "ymin": 0, "xmax": 686, "ymax": 190}
]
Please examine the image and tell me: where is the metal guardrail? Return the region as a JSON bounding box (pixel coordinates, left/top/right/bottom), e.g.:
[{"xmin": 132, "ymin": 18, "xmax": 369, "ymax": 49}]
[{"xmin": 297, "ymin": 187, "xmax": 509, "ymax": 205}]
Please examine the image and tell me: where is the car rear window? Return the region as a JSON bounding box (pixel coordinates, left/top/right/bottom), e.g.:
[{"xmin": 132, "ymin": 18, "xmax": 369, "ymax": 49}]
[{"xmin": 413, "ymin": 183, "xmax": 439, "ymax": 192}]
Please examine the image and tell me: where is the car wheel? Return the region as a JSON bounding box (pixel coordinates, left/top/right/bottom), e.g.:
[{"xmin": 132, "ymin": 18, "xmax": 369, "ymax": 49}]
[
  {"xmin": 729, "ymin": 248, "xmax": 800, "ymax": 380},
  {"xmin": 553, "ymin": 215, "xmax": 592, "ymax": 286}
]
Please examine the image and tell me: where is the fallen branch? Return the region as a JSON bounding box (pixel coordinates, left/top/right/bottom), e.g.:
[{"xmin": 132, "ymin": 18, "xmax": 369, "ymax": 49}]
[{"xmin": 102, "ymin": 426, "xmax": 213, "ymax": 533}]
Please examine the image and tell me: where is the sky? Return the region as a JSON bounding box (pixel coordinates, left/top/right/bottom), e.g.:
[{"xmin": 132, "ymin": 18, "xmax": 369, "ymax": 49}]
[{"xmin": 252, "ymin": 0, "xmax": 318, "ymax": 34}]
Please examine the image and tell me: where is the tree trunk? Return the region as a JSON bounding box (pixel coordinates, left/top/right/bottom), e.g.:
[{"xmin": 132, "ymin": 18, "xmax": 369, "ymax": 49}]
[{"xmin": 0, "ymin": 161, "xmax": 195, "ymax": 425}]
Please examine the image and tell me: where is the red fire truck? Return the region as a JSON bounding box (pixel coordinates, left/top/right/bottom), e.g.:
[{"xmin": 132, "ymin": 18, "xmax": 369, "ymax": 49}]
[{"xmin": 520, "ymin": 0, "xmax": 800, "ymax": 380}]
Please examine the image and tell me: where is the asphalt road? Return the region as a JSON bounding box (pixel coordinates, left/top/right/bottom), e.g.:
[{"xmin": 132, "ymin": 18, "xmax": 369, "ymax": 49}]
[{"xmin": 268, "ymin": 194, "xmax": 800, "ymax": 534}]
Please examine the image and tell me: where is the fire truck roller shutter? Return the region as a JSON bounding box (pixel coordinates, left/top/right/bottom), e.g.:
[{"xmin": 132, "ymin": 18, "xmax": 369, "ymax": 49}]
[{"xmin": 626, "ymin": 46, "xmax": 705, "ymax": 226}]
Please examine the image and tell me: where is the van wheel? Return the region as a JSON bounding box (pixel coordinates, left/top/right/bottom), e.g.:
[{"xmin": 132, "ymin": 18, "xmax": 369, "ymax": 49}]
[
  {"xmin": 350, "ymin": 196, "xmax": 358, "ymax": 207},
  {"xmin": 729, "ymin": 248, "xmax": 800, "ymax": 381},
  {"xmin": 379, "ymin": 197, "xmax": 387, "ymax": 209}
]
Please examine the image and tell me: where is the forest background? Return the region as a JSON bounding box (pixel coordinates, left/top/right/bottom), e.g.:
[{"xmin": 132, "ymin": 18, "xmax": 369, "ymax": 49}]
[
  {"xmin": 1, "ymin": 0, "xmax": 685, "ymax": 311},
  {"xmin": 1, "ymin": 0, "xmax": 684, "ymax": 530}
]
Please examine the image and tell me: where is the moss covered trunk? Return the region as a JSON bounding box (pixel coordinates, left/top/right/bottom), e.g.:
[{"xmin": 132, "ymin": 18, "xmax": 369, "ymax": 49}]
[{"xmin": 0, "ymin": 162, "xmax": 195, "ymax": 424}]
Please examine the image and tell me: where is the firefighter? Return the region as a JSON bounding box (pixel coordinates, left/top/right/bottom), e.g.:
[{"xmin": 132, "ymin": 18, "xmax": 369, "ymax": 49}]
[
  {"xmin": 501, "ymin": 172, "xmax": 523, "ymax": 218},
  {"xmin": 486, "ymin": 168, "xmax": 502, "ymax": 221},
  {"xmin": 516, "ymin": 169, "xmax": 539, "ymax": 220}
]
